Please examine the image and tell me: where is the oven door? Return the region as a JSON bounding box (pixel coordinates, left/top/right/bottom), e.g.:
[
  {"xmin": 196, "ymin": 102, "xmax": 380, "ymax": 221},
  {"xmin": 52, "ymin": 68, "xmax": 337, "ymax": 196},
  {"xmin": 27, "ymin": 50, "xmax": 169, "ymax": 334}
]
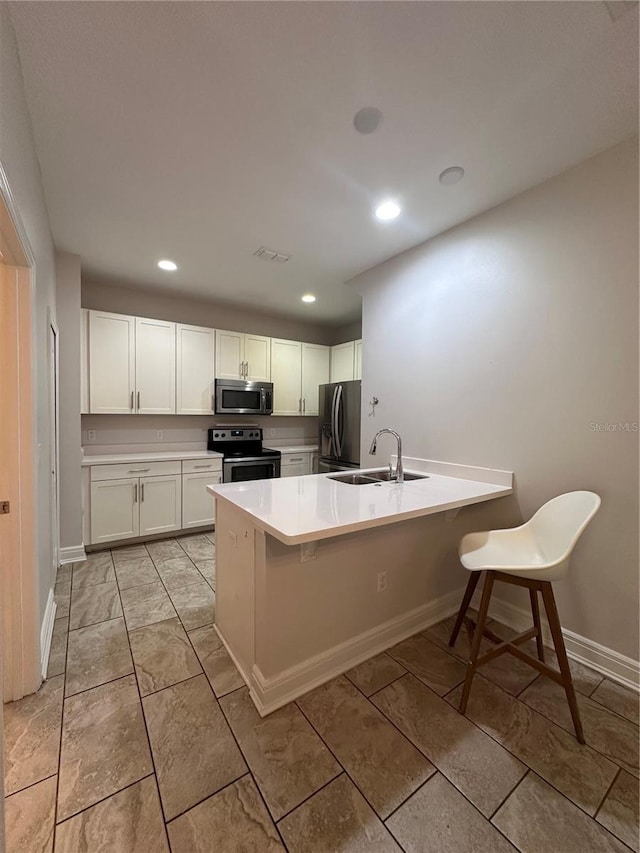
[{"xmin": 223, "ymin": 457, "xmax": 281, "ymax": 483}]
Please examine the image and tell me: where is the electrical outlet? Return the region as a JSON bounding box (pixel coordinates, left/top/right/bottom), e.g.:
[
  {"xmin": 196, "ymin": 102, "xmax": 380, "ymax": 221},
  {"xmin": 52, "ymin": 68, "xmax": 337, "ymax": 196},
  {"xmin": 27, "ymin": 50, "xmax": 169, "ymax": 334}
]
[
  {"xmin": 87, "ymin": 429, "xmax": 96, "ymax": 441},
  {"xmin": 300, "ymin": 541, "xmax": 317, "ymax": 562},
  {"xmin": 377, "ymin": 571, "xmax": 387, "ymax": 592},
  {"xmin": 156, "ymin": 430, "xmax": 163, "ymax": 440}
]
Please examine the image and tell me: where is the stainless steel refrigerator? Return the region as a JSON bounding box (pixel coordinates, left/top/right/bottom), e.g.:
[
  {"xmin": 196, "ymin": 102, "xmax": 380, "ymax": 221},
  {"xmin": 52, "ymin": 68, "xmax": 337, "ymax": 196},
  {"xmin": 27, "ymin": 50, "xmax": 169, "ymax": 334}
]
[{"xmin": 318, "ymin": 380, "xmax": 361, "ymax": 473}]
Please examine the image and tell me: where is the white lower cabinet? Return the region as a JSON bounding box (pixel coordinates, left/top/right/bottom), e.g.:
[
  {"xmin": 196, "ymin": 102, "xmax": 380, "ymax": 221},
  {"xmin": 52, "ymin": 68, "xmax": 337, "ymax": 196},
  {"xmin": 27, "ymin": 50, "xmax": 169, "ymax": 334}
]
[
  {"xmin": 280, "ymin": 451, "xmax": 314, "ymax": 478},
  {"xmin": 139, "ymin": 474, "xmax": 182, "ymax": 536},
  {"xmin": 90, "ymin": 478, "xmax": 139, "ymax": 544},
  {"xmin": 182, "ymin": 472, "xmax": 221, "ymax": 529}
]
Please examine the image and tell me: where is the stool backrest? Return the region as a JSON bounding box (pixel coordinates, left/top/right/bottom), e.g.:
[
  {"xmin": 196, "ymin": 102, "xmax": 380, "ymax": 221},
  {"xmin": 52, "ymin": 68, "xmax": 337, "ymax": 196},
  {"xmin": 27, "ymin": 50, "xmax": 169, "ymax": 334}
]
[{"xmin": 528, "ymin": 491, "xmax": 601, "ymax": 566}]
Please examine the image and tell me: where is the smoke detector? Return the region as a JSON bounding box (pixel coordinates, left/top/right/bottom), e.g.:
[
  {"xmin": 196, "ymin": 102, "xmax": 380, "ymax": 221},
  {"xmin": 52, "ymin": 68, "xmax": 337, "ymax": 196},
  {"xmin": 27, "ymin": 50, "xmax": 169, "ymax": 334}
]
[{"xmin": 253, "ymin": 246, "xmax": 290, "ymax": 263}]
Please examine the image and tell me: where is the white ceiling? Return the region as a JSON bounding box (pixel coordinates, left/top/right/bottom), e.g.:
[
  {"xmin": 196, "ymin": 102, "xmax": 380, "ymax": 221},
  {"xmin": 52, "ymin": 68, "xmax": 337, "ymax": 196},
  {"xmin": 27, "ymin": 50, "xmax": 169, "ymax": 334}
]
[{"xmin": 10, "ymin": 1, "xmax": 638, "ymax": 324}]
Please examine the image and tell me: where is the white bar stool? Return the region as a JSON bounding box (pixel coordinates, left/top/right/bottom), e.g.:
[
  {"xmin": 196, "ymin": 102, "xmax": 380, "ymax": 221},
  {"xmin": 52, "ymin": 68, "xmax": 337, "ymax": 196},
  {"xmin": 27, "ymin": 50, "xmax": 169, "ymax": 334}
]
[{"xmin": 449, "ymin": 491, "xmax": 601, "ymax": 744}]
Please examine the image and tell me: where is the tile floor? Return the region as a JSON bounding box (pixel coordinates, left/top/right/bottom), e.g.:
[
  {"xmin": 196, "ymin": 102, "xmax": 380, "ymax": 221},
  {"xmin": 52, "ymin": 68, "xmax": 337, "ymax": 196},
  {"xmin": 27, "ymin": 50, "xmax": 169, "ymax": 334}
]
[{"xmin": 4, "ymin": 532, "xmax": 639, "ymax": 852}]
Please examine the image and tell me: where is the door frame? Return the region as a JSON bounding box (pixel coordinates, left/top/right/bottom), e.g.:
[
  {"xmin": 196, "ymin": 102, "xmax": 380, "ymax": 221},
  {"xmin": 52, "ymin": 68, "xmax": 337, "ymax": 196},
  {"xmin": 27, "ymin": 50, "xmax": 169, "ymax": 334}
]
[
  {"xmin": 48, "ymin": 311, "xmax": 60, "ymax": 577},
  {"xmin": 0, "ymin": 159, "xmax": 41, "ymax": 706}
]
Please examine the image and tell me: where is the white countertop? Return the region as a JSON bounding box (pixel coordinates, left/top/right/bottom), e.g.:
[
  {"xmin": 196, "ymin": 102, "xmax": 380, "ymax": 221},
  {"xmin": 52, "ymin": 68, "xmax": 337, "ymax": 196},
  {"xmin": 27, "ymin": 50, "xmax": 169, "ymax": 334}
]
[
  {"xmin": 82, "ymin": 450, "xmax": 223, "ymax": 466},
  {"xmin": 265, "ymin": 445, "xmax": 318, "ymax": 454},
  {"xmin": 208, "ymin": 458, "xmax": 513, "ymax": 545}
]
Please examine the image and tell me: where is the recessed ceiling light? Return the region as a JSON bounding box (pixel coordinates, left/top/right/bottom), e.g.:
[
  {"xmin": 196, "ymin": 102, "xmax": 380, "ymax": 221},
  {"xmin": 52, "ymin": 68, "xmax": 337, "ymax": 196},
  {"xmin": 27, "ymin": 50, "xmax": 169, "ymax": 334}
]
[
  {"xmin": 301, "ymin": 294, "xmax": 316, "ymax": 303},
  {"xmin": 157, "ymin": 259, "xmax": 177, "ymax": 271},
  {"xmin": 374, "ymin": 200, "xmax": 401, "ymax": 221},
  {"xmin": 353, "ymin": 107, "xmax": 383, "ymax": 135},
  {"xmin": 438, "ymin": 166, "xmax": 465, "ymax": 186}
]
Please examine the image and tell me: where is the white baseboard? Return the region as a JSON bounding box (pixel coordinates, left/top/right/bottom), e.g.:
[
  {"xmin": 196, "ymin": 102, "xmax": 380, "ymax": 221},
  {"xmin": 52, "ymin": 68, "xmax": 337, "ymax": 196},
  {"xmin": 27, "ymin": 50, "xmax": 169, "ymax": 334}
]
[
  {"xmin": 40, "ymin": 589, "xmax": 57, "ymax": 680},
  {"xmin": 59, "ymin": 544, "xmax": 86, "ymax": 565},
  {"xmin": 475, "ymin": 593, "xmax": 640, "ymax": 693},
  {"xmin": 221, "ymin": 588, "xmax": 464, "ymax": 717}
]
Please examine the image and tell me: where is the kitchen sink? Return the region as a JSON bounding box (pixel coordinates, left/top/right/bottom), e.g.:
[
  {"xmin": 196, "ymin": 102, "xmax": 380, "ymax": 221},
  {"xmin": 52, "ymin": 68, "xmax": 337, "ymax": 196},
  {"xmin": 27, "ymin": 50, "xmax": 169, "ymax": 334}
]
[{"xmin": 328, "ymin": 470, "xmax": 429, "ymax": 485}]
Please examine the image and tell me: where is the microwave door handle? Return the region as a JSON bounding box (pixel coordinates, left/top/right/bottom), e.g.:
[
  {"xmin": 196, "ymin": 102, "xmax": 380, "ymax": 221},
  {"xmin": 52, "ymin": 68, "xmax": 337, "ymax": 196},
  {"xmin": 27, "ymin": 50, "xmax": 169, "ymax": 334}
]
[{"xmin": 260, "ymin": 387, "xmax": 266, "ymax": 414}]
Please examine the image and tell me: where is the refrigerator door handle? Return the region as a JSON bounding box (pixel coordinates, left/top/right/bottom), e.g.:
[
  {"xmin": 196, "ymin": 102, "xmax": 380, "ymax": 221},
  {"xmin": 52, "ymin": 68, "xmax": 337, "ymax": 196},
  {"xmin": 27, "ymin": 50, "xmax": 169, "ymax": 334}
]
[
  {"xmin": 334, "ymin": 384, "xmax": 343, "ymax": 457},
  {"xmin": 330, "ymin": 385, "xmax": 339, "ymax": 456}
]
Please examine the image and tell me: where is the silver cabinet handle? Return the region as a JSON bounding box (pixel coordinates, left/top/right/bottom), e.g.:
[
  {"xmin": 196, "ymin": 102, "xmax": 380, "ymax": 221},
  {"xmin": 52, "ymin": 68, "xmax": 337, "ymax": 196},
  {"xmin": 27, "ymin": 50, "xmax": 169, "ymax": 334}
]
[
  {"xmin": 245, "ymin": 361, "xmax": 249, "ymax": 378},
  {"xmin": 193, "ymin": 464, "xmax": 212, "ymax": 469},
  {"xmin": 303, "ymin": 398, "xmax": 306, "ymax": 413},
  {"xmin": 298, "ymin": 398, "xmax": 301, "ymax": 413},
  {"xmin": 141, "ymin": 482, "xmax": 144, "ymax": 502},
  {"xmin": 129, "ymin": 468, "xmax": 151, "ymax": 473},
  {"xmin": 289, "ymin": 457, "xmax": 303, "ymax": 462},
  {"xmin": 137, "ymin": 391, "xmax": 141, "ymax": 409},
  {"xmin": 130, "ymin": 391, "xmax": 134, "ymax": 410},
  {"xmin": 134, "ymin": 483, "xmax": 138, "ymax": 503}
]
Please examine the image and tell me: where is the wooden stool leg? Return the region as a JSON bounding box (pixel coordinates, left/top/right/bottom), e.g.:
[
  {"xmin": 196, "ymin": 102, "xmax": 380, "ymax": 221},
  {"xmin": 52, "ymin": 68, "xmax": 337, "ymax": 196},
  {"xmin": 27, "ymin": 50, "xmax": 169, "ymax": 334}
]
[
  {"xmin": 541, "ymin": 582, "xmax": 585, "ymax": 744},
  {"xmin": 459, "ymin": 571, "xmax": 494, "ymax": 715},
  {"xmin": 529, "ymin": 587, "xmax": 545, "ymax": 662},
  {"xmin": 449, "ymin": 572, "xmax": 481, "ymax": 647}
]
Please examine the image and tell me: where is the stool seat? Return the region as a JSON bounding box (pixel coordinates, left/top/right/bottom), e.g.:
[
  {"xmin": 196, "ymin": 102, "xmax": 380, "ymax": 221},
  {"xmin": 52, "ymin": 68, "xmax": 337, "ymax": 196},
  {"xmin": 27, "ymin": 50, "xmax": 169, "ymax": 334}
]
[{"xmin": 450, "ymin": 490, "xmax": 601, "ymax": 744}]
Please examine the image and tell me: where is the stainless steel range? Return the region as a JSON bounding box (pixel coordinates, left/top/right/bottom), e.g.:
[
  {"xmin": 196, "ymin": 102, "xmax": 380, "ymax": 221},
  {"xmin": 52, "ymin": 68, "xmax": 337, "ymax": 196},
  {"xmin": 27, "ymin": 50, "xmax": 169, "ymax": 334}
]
[{"xmin": 207, "ymin": 426, "xmax": 281, "ymax": 483}]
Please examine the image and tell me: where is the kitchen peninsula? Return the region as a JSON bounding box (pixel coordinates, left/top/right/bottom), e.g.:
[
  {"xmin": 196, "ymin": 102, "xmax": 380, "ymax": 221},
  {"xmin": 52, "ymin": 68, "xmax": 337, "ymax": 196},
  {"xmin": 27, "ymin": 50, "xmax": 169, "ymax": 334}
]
[{"xmin": 208, "ymin": 458, "xmax": 513, "ymax": 715}]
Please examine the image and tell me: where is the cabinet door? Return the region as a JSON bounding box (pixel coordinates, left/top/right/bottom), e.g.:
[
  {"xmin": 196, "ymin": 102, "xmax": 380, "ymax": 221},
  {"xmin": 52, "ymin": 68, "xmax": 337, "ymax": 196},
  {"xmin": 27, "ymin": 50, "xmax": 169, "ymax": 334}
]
[
  {"xmin": 330, "ymin": 341, "xmax": 356, "ymax": 383},
  {"xmin": 182, "ymin": 472, "xmax": 221, "ymax": 529},
  {"xmin": 215, "ymin": 330, "xmax": 244, "ymax": 379},
  {"xmin": 281, "ymin": 452, "xmax": 311, "ymax": 477},
  {"xmin": 90, "ymin": 477, "xmax": 139, "ymax": 544},
  {"xmin": 271, "ymin": 339, "xmax": 302, "ymax": 415},
  {"xmin": 244, "ymin": 334, "xmax": 271, "ymax": 381},
  {"xmin": 139, "ymin": 474, "xmax": 181, "ymax": 536},
  {"xmin": 176, "ymin": 324, "xmax": 215, "ymax": 414},
  {"xmin": 354, "ymin": 339, "xmax": 363, "ymax": 381},
  {"xmin": 135, "ymin": 317, "xmax": 176, "ymax": 414},
  {"xmin": 301, "ymin": 343, "xmax": 330, "ymax": 416},
  {"xmin": 89, "ymin": 310, "xmax": 135, "ymax": 414}
]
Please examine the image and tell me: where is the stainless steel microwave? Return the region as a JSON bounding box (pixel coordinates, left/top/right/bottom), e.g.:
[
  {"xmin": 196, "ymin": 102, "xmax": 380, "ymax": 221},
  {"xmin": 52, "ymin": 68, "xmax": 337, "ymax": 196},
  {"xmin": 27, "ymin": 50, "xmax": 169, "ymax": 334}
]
[{"xmin": 214, "ymin": 379, "xmax": 273, "ymax": 416}]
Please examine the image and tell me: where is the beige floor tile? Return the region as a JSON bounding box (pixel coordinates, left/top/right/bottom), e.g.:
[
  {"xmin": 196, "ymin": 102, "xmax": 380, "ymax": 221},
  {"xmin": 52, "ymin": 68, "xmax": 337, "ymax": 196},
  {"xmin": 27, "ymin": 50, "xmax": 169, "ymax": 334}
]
[
  {"xmin": 220, "ymin": 687, "xmax": 341, "ymax": 820},
  {"xmin": 387, "ymin": 634, "xmax": 467, "ymax": 696},
  {"xmin": 69, "ymin": 581, "xmax": 122, "ymax": 629},
  {"xmin": 47, "ymin": 617, "xmax": 69, "ymax": 678},
  {"xmin": 65, "ymin": 618, "xmax": 133, "ymax": 696},
  {"xmin": 386, "ymin": 772, "xmax": 517, "ymax": 853},
  {"xmin": 54, "ymin": 579, "xmax": 71, "ymax": 598},
  {"xmin": 177, "ymin": 534, "xmax": 214, "ymax": 562},
  {"xmin": 374, "ymin": 674, "xmax": 525, "ymax": 817},
  {"xmin": 113, "ymin": 556, "xmax": 160, "ymax": 590},
  {"xmin": 72, "ymin": 555, "xmax": 115, "ymax": 588},
  {"xmin": 278, "ymin": 774, "xmax": 401, "ymax": 853},
  {"xmin": 143, "ymin": 674, "xmax": 247, "ymax": 820},
  {"xmin": 596, "ymin": 770, "xmax": 640, "ymax": 852},
  {"xmin": 154, "ymin": 555, "xmax": 204, "ymax": 590},
  {"xmin": 204, "ymin": 530, "xmax": 216, "ymax": 543},
  {"xmin": 120, "ymin": 581, "xmax": 176, "ymax": 630},
  {"xmin": 297, "ymin": 675, "xmax": 434, "ymax": 819},
  {"xmin": 188, "ymin": 624, "xmax": 244, "ymax": 696},
  {"xmin": 521, "ymin": 677, "xmax": 640, "ymax": 777},
  {"xmin": 596, "ymin": 770, "xmax": 640, "ymax": 853},
  {"xmin": 55, "ymin": 776, "xmax": 169, "ymax": 853},
  {"xmin": 111, "ymin": 544, "xmax": 149, "ymax": 563},
  {"xmin": 58, "ymin": 674, "xmax": 153, "ymax": 821},
  {"xmin": 4, "ymin": 675, "xmax": 64, "ymax": 795},
  {"xmin": 145, "ymin": 538, "xmax": 184, "ymax": 561},
  {"xmin": 168, "ymin": 582, "xmax": 215, "ymax": 631},
  {"xmin": 5, "ymin": 775, "xmax": 56, "ymax": 853},
  {"xmin": 167, "ymin": 775, "xmax": 283, "ymax": 852},
  {"xmin": 446, "ymin": 674, "xmax": 617, "ymax": 815},
  {"xmin": 194, "ymin": 559, "xmax": 215, "ymax": 585},
  {"xmin": 592, "ymin": 679, "xmax": 640, "ymax": 725},
  {"xmin": 54, "ymin": 592, "xmax": 70, "ymax": 620},
  {"xmin": 346, "ymin": 653, "xmax": 407, "ymax": 697},
  {"xmin": 56, "ymin": 564, "xmax": 72, "ymax": 584},
  {"xmin": 493, "ymin": 772, "xmax": 628, "ymax": 853},
  {"xmin": 129, "ymin": 617, "xmax": 202, "ymax": 696}
]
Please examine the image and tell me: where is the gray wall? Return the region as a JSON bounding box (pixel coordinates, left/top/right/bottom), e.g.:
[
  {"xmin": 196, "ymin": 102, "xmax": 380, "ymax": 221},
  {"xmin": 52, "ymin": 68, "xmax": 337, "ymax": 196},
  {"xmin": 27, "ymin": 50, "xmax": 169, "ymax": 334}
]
[
  {"xmin": 55, "ymin": 251, "xmax": 82, "ymax": 549},
  {"xmin": 82, "ymin": 279, "xmax": 339, "ymax": 346},
  {"xmin": 1, "ymin": 5, "xmax": 58, "ymax": 627},
  {"xmin": 352, "ymin": 138, "xmax": 639, "ymax": 660}
]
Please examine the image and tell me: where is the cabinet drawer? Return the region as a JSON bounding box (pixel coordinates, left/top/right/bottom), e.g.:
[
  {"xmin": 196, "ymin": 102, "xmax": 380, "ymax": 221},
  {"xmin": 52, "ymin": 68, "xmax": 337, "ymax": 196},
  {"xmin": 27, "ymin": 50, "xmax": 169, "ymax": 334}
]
[
  {"xmin": 182, "ymin": 458, "xmax": 223, "ymax": 475},
  {"xmin": 90, "ymin": 460, "xmax": 181, "ymax": 481}
]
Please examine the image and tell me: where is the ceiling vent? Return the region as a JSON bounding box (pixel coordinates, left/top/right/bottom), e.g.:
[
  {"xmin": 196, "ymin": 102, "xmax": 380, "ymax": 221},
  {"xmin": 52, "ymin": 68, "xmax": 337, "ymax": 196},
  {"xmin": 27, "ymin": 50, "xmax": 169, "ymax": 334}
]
[
  {"xmin": 603, "ymin": 1, "xmax": 638, "ymax": 21},
  {"xmin": 253, "ymin": 246, "xmax": 290, "ymax": 263}
]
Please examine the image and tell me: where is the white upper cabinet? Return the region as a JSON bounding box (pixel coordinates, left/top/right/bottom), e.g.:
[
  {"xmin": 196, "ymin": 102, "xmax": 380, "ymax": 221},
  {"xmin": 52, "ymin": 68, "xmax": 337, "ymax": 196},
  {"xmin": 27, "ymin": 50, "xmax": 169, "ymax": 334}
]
[
  {"xmin": 271, "ymin": 339, "xmax": 302, "ymax": 415},
  {"xmin": 354, "ymin": 339, "xmax": 362, "ymax": 381},
  {"xmin": 330, "ymin": 340, "xmax": 356, "ymax": 383},
  {"xmin": 215, "ymin": 330, "xmax": 271, "ymax": 381},
  {"xmin": 89, "ymin": 310, "xmax": 136, "ymax": 414},
  {"xmin": 135, "ymin": 317, "xmax": 176, "ymax": 414},
  {"xmin": 301, "ymin": 343, "xmax": 330, "ymax": 415},
  {"xmin": 176, "ymin": 324, "xmax": 215, "ymax": 414},
  {"xmin": 80, "ymin": 308, "xmax": 89, "ymax": 414}
]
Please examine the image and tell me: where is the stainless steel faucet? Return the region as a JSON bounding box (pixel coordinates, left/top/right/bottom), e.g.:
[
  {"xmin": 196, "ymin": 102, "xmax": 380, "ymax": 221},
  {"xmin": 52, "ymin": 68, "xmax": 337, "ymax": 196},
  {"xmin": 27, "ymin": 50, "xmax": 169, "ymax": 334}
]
[{"xmin": 369, "ymin": 428, "xmax": 404, "ymax": 483}]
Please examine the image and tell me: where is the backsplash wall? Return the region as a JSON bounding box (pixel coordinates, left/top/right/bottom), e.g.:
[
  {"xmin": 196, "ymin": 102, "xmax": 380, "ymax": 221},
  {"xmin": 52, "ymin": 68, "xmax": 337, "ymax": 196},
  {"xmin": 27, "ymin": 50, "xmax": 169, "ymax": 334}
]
[{"xmin": 81, "ymin": 414, "xmax": 319, "ymax": 453}]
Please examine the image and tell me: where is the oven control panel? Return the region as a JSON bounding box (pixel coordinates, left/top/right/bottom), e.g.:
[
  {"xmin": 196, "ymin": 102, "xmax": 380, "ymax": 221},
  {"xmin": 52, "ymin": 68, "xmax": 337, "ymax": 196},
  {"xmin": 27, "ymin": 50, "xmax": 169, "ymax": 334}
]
[{"xmin": 209, "ymin": 427, "xmax": 262, "ymax": 443}]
